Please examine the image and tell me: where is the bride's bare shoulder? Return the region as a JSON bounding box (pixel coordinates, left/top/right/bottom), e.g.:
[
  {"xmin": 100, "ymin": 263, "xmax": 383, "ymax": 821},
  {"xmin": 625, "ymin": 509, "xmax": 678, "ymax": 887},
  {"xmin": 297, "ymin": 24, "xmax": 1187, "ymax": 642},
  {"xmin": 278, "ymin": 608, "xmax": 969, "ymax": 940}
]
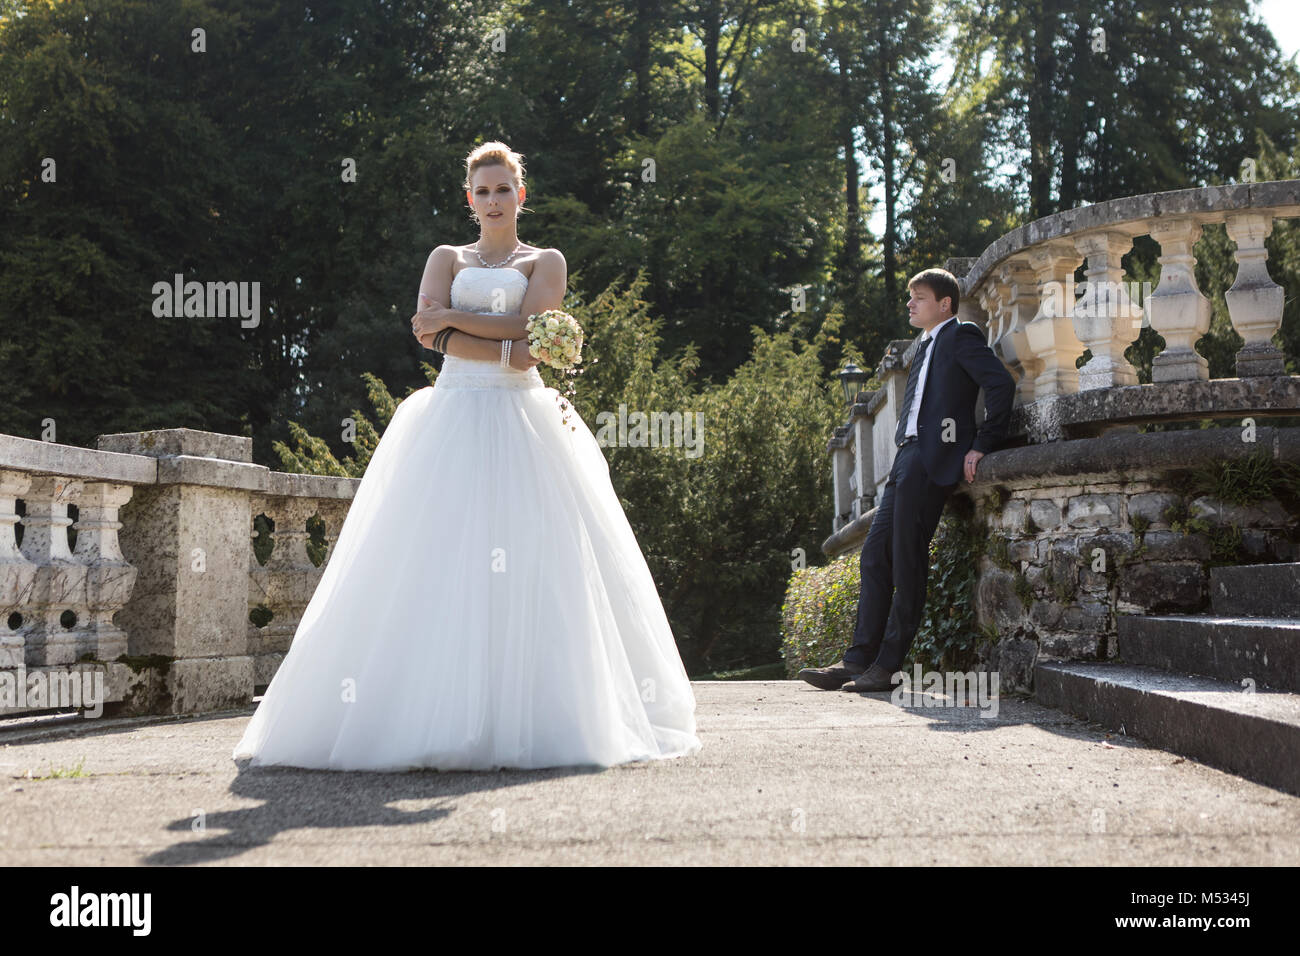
[{"xmin": 527, "ymin": 246, "xmax": 566, "ymax": 266}]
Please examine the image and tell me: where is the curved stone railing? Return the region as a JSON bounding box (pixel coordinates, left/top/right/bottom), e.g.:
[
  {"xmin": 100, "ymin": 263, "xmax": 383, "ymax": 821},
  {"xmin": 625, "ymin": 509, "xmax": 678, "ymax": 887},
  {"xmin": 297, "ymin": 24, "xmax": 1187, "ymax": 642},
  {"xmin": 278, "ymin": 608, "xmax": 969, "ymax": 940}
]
[
  {"xmin": 0, "ymin": 428, "xmax": 358, "ymax": 718},
  {"xmin": 828, "ymin": 180, "xmax": 1300, "ymax": 547}
]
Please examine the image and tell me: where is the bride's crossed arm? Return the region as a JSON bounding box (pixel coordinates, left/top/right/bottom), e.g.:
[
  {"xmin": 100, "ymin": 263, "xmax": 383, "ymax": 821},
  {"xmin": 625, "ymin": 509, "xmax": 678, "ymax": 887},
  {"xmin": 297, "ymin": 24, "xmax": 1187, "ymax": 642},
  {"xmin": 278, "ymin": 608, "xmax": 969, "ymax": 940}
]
[{"xmin": 434, "ymin": 328, "xmax": 538, "ymax": 369}]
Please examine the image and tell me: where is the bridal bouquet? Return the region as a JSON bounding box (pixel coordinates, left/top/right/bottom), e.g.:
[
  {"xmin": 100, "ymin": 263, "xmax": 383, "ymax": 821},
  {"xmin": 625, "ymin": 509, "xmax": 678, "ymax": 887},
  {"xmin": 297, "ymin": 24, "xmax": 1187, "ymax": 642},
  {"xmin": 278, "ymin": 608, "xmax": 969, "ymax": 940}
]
[
  {"xmin": 525, "ymin": 309, "xmax": 584, "ymax": 370},
  {"xmin": 524, "ymin": 309, "xmax": 586, "ymax": 429}
]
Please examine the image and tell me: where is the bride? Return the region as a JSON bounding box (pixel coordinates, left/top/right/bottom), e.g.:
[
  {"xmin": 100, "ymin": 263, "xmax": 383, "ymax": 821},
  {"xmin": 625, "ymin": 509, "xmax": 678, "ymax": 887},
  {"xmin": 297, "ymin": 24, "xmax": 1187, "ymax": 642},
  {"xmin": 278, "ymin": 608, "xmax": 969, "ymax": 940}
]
[{"xmin": 232, "ymin": 141, "xmax": 702, "ymax": 772}]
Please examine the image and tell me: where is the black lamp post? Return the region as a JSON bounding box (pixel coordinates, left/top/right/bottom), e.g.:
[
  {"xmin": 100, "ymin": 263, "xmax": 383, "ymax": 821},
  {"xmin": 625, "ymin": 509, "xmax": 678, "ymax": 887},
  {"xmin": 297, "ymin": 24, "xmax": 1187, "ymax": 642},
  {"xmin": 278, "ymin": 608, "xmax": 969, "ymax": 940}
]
[{"xmin": 838, "ymin": 363, "xmax": 869, "ymax": 405}]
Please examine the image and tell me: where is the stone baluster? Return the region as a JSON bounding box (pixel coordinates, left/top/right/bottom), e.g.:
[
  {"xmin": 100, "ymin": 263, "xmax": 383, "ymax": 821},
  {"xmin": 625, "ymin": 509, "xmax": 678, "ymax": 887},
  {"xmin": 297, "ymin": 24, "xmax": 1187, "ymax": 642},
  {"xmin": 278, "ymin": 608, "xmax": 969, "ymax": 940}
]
[
  {"xmin": 831, "ymin": 429, "xmax": 852, "ymax": 530},
  {"xmin": 315, "ymin": 499, "xmax": 353, "ymax": 565},
  {"xmin": 246, "ymin": 493, "xmax": 274, "ymax": 682},
  {"xmin": 1147, "ymin": 217, "xmax": 1211, "ymax": 382},
  {"xmin": 847, "ymin": 463, "xmax": 859, "ymax": 518},
  {"xmin": 881, "ymin": 342, "xmax": 909, "ymax": 460},
  {"xmin": 956, "ymin": 293, "xmax": 986, "ymax": 332},
  {"xmin": 1072, "ymin": 231, "xmax": 1142, "ymax": 389},
  {"xmin": 19, "ymin": 476, "xmax": 89, "ymax": 665},
  {"xmin": 971, "ymin": 283, "xmax": 1013, "ymax": 428},
  {"xmin": 1224, "ymin": 212, "xmax": 1286, "ymax": 377},
  {"xmin": 73, "ymin": 482, "xmax": 138, "ymax": 661},
  {"xmin": 264, "ymin": 496, "xmax": 321, "ymax": 654},
  {"xmin": 0, "ymin": 471, "xmax": 37, "ymax": 669},
  {"xmin": 851, "ymin": 416, "xmax": 874, "ymax": 517},
  {"xmin": 275, "ymin": 496, "xmax": 316, "ymax": 570},
  {"xmin": 976, "ymin": 283, "xmax": 1005, "ymax": 353},
  {"xmin": 997, "ymin": 259, "xmax": 1043, "ymax": 405},
  {"xmin": 248, "ymin": 497, "xmax": 283, "ymax": 657},
  {"xmin": 1025, "ymin": 240, "xmax": 1086, "ymax": 397},
  {"xmin": 981, "ymin": 278, "xmax": 1024, "ymax": 393}
]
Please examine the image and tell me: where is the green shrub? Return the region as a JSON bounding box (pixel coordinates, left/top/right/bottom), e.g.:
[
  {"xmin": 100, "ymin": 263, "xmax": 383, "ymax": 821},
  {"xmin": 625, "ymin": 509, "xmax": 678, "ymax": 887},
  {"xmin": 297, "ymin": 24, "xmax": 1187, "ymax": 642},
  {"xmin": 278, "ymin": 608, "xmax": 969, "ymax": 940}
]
[{"xmin": 780, "ymin": 499, "xmax": 986, "ymax": 676}]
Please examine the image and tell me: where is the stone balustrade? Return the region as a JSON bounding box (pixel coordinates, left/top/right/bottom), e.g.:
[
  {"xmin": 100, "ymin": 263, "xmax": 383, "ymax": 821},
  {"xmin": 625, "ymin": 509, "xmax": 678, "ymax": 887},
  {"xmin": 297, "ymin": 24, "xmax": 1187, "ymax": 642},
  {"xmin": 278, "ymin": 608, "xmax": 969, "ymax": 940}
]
[
  {"xmin": 0, "ymin": 429, "xmax": 358, "ymax": 718},
  {"xmin": 828, "ymin": 181, "xmax": 1300, "ymax": 541}
]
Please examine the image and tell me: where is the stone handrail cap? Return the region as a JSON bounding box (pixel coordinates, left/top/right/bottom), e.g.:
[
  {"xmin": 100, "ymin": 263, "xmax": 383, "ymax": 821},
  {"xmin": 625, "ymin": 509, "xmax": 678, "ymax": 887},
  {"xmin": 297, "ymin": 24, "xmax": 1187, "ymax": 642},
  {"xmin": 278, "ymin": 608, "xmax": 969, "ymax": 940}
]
[{"xmin": 97, "ymin": 427, "xmax": 252, "ymax": 464}]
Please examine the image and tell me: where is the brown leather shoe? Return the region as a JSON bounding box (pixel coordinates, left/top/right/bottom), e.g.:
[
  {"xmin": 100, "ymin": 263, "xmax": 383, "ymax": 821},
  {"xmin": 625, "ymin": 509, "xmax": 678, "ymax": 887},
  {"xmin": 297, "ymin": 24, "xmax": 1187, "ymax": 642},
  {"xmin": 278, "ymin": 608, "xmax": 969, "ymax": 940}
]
[
  {"xmin": 797, "ymin": 658, "xmax": 865, "ymax": 690},
  {"xmin": 841, "ymin": 663, "xmax": 900, "ymax": 693}
]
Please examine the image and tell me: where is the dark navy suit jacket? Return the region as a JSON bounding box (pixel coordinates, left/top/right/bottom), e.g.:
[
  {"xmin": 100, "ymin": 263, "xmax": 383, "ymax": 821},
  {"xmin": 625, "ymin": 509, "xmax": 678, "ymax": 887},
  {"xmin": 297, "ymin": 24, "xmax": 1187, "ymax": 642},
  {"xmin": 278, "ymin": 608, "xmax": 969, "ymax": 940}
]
[{"xmin": 904, "ymin": 318, "xmax": 1017, "ymax": 487}]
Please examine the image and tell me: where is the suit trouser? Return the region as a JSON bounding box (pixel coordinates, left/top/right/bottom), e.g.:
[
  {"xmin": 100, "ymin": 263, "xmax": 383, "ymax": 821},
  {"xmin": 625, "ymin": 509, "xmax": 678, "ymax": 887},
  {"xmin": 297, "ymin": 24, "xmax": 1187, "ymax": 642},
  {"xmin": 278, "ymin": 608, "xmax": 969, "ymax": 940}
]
[{"xmin": 846, "ymin": 438, "xmax": 957, "ymax": 672}]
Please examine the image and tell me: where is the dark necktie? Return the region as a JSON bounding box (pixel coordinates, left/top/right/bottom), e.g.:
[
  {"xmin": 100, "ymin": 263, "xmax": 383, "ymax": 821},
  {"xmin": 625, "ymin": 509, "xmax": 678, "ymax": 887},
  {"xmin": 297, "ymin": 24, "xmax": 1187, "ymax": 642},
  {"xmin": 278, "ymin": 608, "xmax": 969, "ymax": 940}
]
[{"xmin": 894, "ymin": 335, "xmax": 932, "ymax": 446}]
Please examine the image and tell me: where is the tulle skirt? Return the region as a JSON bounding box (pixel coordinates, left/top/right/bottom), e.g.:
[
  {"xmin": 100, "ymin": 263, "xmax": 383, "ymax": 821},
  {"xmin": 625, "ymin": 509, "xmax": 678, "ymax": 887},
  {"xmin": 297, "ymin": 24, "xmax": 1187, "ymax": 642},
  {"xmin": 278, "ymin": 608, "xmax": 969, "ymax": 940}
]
[{"xmin": 232, "ymin": 356, "xmax": 702, "ymax": 771}]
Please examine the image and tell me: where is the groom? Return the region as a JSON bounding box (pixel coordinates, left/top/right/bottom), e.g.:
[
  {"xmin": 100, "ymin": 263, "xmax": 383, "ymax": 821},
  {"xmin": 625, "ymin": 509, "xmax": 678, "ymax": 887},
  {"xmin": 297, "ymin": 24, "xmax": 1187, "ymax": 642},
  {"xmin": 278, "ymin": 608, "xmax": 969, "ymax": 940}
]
[{"xmin": 801, "ymin": 268, "xmax": 1016, "ymax": 693}]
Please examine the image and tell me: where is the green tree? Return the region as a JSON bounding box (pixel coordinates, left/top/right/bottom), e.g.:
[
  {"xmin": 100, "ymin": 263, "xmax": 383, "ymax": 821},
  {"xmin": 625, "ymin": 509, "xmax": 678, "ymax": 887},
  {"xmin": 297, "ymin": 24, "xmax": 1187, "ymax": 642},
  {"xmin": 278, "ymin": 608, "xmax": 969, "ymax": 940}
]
[{"xmin": 947, "ymin": 0, "xmax": 1300, "ymax": 214}]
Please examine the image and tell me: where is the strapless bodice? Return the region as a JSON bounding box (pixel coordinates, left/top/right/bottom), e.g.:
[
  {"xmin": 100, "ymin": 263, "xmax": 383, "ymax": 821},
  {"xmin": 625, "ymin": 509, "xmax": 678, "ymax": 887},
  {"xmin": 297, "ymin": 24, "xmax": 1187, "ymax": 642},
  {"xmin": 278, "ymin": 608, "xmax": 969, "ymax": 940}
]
[{"xmin": 436, "ymin": 266, "xmax": 544, "ymax": 391}]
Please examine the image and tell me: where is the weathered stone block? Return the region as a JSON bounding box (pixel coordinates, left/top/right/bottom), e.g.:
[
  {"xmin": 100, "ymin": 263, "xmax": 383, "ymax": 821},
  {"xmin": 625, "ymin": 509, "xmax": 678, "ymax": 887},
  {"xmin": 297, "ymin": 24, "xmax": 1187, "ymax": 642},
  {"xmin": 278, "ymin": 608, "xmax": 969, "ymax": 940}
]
[
  {"xmin": 1128, "ymin": 491, "xmax": 1181, "ymax": 527},
  {"xmin": 1066, "ymin": 493, "xmax": 1123, "ymax": 529},
  {"xmin": 988, "ymin": 636, "xmax": 1037, "ymax": 692},
  {"xmin": 1028, "ymin": 498, "xmax": 1062, "ymax": 532},
  {"xmin": 1048, "ymin": 538, "xmax": 1081, "ymax": 591},
  {"xmin": 1079, "ymin": 532, "xmax": 1133, "ymax": 584},
  {"xmin": 1038, "ymin": 631, "xmax": 1104, "ymax": 659},
  {"xmin": 1000, "ymin": 498, "xmax": 1027, "ymax": 533},
  {"xmin": 1008, "ymin": 536, "xmax": 1039, "ymax": 563},
  {"xmin": 1139, "ymin": 530, "xmax": 1211, "ymax": 561},
  {"xmin": 1191, "ymin": 496, "xmax": 1293, "ymax": 529},
  {"xmin": 167, "ymin": 656, "xmax": 253, "ymax": 714},
  {"xmin": 1061, "ymin": 600, "xmax": 1111, "ymax": 632},
  {"xmin": 1030, "ymin": 600, "xmax": 1064, "ymax": 628},
  {"xmin": 977, "ymin": 567, "xmax": 1027, "ymax": 631},
  {"xmin": 1118, "ymin": 561, "xmax": 1203, "ymax": 612}
]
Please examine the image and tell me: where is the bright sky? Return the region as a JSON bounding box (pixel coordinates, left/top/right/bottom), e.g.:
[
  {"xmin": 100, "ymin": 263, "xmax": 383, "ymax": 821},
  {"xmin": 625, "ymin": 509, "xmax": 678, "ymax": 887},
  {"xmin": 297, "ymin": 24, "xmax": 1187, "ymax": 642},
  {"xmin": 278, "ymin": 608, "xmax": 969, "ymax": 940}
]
[{"xmin": 1259, "ymin": 0, "xmax": 1300, "ymax": 60}]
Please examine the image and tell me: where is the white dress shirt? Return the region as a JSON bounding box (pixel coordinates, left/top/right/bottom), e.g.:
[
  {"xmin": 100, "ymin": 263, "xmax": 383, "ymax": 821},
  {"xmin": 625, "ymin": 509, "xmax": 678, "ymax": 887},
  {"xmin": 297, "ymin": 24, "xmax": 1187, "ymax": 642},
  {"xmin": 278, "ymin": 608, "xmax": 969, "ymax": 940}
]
[{"xmin": 903, "ymin": 314, "xmax": 957, "ymax": 439}]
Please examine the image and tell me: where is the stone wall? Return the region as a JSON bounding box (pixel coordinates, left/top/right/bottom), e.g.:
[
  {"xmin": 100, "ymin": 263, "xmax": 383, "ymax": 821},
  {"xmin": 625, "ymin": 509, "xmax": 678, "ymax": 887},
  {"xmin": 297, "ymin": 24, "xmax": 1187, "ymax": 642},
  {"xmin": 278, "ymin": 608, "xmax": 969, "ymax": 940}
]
[{"xmin": 965, "ymin": 433, "xmax": 1300, "ymax": 691}]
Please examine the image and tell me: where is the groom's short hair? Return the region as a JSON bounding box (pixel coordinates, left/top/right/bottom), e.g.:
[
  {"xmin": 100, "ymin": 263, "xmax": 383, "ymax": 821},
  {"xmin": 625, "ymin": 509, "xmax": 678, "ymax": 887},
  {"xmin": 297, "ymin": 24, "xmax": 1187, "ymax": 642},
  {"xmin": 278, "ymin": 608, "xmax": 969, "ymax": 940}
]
[{"xmin": 908, "ymin": 268, "xmax": 960, "ymax": 316}]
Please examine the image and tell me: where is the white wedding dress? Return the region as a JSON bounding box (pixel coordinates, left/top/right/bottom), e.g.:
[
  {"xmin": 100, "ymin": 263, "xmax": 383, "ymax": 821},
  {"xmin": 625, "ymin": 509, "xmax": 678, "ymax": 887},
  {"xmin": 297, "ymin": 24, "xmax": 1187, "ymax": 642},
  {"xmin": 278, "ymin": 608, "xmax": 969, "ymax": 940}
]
[{"xmin": 232, "ymin": 266, "xmax": 702, "ymax": 771}]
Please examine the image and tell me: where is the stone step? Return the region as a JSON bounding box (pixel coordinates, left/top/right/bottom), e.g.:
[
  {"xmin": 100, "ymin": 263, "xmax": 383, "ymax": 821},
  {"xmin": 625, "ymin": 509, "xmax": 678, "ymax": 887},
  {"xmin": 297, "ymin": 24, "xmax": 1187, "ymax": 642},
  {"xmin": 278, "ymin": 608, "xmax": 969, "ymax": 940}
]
[
  {"xmin": 1034, "ymin": 661, "xmax": 1300, "ymax": 795},
  {"xmin": 1117, "ymin": 613, "xmax": 1300, "ymax": 692},
  {"xmin": 1209, "ymin": 562, "xmax": 1300, "ymax": 617}
]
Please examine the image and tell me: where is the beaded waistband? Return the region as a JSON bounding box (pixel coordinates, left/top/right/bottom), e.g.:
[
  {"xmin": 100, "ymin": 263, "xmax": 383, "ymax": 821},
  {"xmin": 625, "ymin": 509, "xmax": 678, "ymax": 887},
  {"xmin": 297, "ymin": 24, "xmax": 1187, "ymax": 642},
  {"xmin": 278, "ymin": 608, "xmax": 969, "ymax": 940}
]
[{"xmin": 434, "ymin": 356, "xmax": 545, "ymax": 391}]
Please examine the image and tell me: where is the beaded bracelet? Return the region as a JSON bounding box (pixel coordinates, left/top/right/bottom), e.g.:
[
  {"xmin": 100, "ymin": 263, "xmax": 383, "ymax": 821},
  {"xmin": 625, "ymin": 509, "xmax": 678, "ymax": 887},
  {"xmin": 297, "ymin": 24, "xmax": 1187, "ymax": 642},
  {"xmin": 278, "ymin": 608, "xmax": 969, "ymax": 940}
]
[{"xmin": 500, "ymin": 338, "xmax": 512, "ymax": 367}]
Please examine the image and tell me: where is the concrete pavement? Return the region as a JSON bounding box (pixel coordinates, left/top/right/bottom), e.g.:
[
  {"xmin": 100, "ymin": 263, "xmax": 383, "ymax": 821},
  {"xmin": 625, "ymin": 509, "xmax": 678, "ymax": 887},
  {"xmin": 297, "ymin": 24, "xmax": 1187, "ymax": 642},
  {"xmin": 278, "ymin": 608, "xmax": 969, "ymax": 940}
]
[{"xmin": 1, "ymin": 681, "xmax": 1297, "ymax": 865}]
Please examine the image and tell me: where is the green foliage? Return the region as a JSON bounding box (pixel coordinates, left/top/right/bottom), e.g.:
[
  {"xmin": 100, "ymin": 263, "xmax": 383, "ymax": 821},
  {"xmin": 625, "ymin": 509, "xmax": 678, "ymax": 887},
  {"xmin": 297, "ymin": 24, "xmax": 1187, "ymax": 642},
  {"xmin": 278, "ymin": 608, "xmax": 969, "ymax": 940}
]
[
  {"xmin": 1185, "ymin": 448, "xmax": 1300, "ymax": 509},
  {"xmin": 305, "ymin": 513, "xmax": 327, "ymax": 568},
  {"xmin": 271, "ymin": 371, "xmax": 405, "ymax": 478},
  {"xmin": 986, "ymin": 533, "xmax": 1014, "ymax": 571},
  {"xmin": 780, "ymin": 498, "xmax": 988, "ymax": 676},
  {"xmin": 1206, "ymin": 524, "xmax": 1246, "ymax": 567},
  {"xmin": 251, "ymin": 513, "xmax": 274, "ymax": 566},
  {"xmin": 602, "ymin": 115, "xmax": 842, "ymax": 380},
  {"xmin": 1042, "ymin": 567, "xmax": 1075, "ymax": 606},
  {"xmin": 948, "ymin": 0, "xmax": 1300, "ymax": 213},
  {"xmin": 911, "ymin": 507, "xmax": 985, "ymax": 673},
  {"xmin": 1151, "ymin": 450, "xmax": 1300, "ymax": 568},
  {"xmin": 1162, "ymin": 497, "xmax": 1206, "ymax": 537},
  {"xmin": 1012, "ymin": 569, "xmax": 1034, "ymax": 609},
  {"xmin": 780, "ymin": 552, "xmax": 861, "ymax": 674},
  {"xmin": 28, "ymin": 757, "xmax": 89, "ymax": 780}
]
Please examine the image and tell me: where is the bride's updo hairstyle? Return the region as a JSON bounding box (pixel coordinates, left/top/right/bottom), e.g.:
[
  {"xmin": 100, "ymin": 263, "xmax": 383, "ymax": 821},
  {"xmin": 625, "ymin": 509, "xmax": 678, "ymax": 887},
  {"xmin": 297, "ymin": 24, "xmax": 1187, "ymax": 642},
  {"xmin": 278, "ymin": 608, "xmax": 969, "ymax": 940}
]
[{"xmin": 463, "ymin": 141, "xmax": 528, "ymax": 222}]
